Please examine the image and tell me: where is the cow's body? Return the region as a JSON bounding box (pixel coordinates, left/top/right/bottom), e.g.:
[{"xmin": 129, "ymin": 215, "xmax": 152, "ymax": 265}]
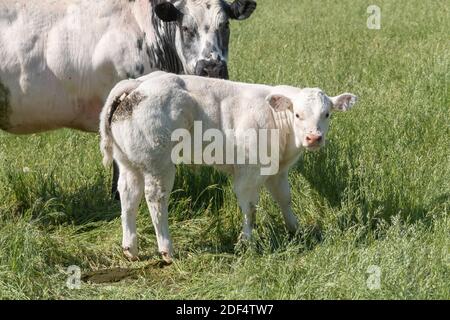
[
  {"xmin": 0, "ymin": 0, "xmax": 256, "ymax": 133},
  {"xmin": 0, "ymin": 0, "xmax": 154, "ymax": 133},
  {"xmin": 100, "ymin": 72, "xmax": 358, "ymax": 262}
]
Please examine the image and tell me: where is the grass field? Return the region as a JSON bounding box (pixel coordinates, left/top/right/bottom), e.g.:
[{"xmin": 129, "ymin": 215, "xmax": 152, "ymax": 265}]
[{"xmin": 0, "ymin": 0, "xmax": 449, "ymax": 299}]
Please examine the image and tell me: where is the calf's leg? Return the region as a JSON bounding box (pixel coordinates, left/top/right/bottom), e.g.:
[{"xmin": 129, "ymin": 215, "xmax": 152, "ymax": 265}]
[
  {"xmin": 265, "ymin": 171, "xmax": 299, "ymax": 233},
  {"xmin": 143, "ymin": 167, "xmax": 176, "ymax": 263},
  {"xmin": 117, "ymin": 164, "xmax": 144, "ymax": 261}
]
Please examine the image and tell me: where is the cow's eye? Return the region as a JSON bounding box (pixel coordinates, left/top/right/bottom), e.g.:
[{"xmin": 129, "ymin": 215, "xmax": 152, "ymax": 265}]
[
  {"xmin": 295, "ymin": 114, "xmax": 300, "ymax": 119},
  {"xmin": 325, "ymin": 113, "xmax": 330, "ymax": 118}
]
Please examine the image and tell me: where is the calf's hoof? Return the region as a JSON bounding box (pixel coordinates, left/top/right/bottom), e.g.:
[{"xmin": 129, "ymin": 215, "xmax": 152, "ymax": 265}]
[
  {"xmin": 123, "ymin": 247, "xmax": 139, "ymax": 262},
  {"xmin": 161, "ymin": 251, "xmax": 173, "ymax": 265},
  {"xmin": 235, "ymin": 233, "xmax": 252, "ymax": 253},
  {"xmin": 238, "ymin": 231, "xmax": 252, "ymax": 243}
]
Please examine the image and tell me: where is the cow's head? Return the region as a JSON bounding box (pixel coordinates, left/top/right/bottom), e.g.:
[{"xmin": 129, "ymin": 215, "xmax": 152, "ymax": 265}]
[
  {"xmin": 154, "ymin": 0, "xmax": 257, "ymax": 79},
  {"xmin": 267, "ymin": 87, "xmax": 358, "ymax": 151}
]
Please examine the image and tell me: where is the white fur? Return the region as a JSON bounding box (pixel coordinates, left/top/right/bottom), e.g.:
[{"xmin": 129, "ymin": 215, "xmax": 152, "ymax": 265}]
[
  {"xmin": 0, "ymin": 0, "xmax": 146, "ymax": 133},
  {"xmin": 99, "ymin": 72, "xmax": 357, "ymax": 261}
]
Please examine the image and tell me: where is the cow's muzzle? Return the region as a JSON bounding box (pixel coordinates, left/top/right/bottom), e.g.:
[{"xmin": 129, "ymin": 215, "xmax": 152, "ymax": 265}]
[{"xmin": 195, "ymin": 60, "xmax": 229, "ymax": 79}]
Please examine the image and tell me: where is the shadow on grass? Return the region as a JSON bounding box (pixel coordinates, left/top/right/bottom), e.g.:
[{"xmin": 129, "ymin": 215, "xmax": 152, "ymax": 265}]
[
  {"xmin": 170, "ymin": 165, "xmax": 228, "ymax": 219},
  {"xmin": 1, "ymin": 167, "xmax": 119, "ymax": 227},
  {"xmin": 295, "ymin": 142, "xmax": 448, "ymax": 230},
  {"xmin": 81, "ymin": 259, "xmax": 171, "ymax": 284},
  {"xmin": 4, "ymin": 144, "xmax": 446, "ymax": 259},
  {"xmin": 1, "ymin": 164, "xmax": 229, "ymax": 227}
]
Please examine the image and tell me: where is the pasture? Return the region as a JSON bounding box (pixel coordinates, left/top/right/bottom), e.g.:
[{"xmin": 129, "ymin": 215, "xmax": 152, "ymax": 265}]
[{"xmin": 0, "ymin": 0, "xmax": 448, "ymax": 299}]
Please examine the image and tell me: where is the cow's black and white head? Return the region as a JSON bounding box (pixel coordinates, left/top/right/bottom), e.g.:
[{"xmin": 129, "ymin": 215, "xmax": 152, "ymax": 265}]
[{"xmin": 153, "ymin": 0, "xmax": 256, "ymax": 79}]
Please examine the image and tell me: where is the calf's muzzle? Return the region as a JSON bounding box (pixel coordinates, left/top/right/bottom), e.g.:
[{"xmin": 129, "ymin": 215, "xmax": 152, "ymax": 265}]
[{"xmin": 305, "ymin": 134, "xmax": 323, "ymax": 147}]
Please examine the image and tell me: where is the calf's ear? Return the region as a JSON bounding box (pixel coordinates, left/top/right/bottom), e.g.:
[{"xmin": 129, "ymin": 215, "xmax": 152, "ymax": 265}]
[
  {"xmin": 227, "ymin": 0, "xmax": 257, "ymax": 20},
  {"xmin": 330, "ymin": 93, "xmax": 357, "ymax": 112},
  {"xmin": 266, "ymin": 94, "xmax": 293, "ymax": 112},
  {"xmin": 155, "ymin": 2, "xmax": 182, "ymax": 22}
]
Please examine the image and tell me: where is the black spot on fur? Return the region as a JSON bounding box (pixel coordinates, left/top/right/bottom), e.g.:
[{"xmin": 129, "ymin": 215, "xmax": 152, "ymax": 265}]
[
  {"xmin": 111, "ymin": 92, "xmax": 146, "ymax": 123},
  {"xmin": 135, "ymin": 64, "xmax": 145, "ymax": 75},
  {"xmin": 154, "ymin": 2, "xmax": 182, "ymax": 22},
  {"xmin": 137, "ymin": 38, "xmax": 144, "ymax": 51},
  {"xmin": 146, "ymin": 0, "xmax": 184, "ymax": 73}
]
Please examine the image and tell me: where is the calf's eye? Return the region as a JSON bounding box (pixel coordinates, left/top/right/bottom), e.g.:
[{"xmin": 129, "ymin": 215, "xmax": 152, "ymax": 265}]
[
  {"xmin": 325, "ymin": 113, "xmax": 330, "ymax": 118},
  {"xmin": 295, "ymin": 114, "xmax": 300, "ymax": 119}
]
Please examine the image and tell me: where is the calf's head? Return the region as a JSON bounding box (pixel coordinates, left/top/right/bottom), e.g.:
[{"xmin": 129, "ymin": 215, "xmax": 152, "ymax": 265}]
[
  {"xmin": 154, "ymin": 0, "xmax": 257, "ymax": 79},
  {"xmin": 267, "ymin": 87, "xmax": 357, "ymax": 151}
]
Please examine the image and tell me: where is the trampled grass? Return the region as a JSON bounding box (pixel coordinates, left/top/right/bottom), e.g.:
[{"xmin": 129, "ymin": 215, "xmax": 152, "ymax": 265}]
[{"xmin": 0, "ymin": 0, "xmax": 448, "ymax": 299}]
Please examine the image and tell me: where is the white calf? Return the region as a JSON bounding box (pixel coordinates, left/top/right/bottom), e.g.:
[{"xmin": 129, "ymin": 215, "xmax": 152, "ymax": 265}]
[{"xmin": 100, "ymin": 72, "xmax": 357, "ymax": 262}]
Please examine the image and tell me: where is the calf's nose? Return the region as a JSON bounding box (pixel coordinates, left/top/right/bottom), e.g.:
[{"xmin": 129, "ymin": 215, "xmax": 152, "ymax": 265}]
[{"xmin": 306, "ymin": 134, "xmax": 323, "ymax": 145}]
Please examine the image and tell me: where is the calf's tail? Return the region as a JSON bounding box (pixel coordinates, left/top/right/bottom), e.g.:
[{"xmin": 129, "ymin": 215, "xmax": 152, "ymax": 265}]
[
  {"xmin": 99, "ymin": 94, "xmax": 120, "ymax": 168},
  {"xmin": 99, "ymin": 79, "xmax": 141, "ymax": 168}
]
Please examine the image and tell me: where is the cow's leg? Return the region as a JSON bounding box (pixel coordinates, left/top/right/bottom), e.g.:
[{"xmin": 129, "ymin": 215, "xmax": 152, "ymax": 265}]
[
  {"xmin": 143, "ymin": 166, "xmax": 176, "ymax": 263},
  {"xmin": 265, "ymin": 171, "xmax": 299, "ymax": 233},
  {"xmin": 234, "ymin": 174, "xmax": 263, "ymax": 240},
  {"xmin": 112, "ymin": 160, "xmax": 121, "ymax": 201},
  {"xmin": 117, "ymin": 163, "xmax": 144, "ymax": 261}
]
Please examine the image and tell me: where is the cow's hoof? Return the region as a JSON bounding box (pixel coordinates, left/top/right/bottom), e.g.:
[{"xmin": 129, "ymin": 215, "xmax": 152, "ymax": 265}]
[
  {"xmin": 161, "ymin": 252, "xmax": 173, "ymax": 265},
  {"xmin": 123, "ymin": 247, "xmax": 139, "ymax": 262}
]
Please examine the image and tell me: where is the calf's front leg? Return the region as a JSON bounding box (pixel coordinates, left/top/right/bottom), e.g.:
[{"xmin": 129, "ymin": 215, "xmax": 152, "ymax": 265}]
[{"xmin": 265, "ymin": 171, "xmax": 299, "ymax": 233}]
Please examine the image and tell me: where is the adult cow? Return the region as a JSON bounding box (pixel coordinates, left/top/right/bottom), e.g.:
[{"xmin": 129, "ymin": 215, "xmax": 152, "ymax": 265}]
[{"xmin": 0, "ymin": 0, "xmax": 256, "ymax": 195}]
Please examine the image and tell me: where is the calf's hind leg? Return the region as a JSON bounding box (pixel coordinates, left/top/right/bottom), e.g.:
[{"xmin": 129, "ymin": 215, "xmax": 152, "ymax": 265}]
[
  {"xmin": 117, "ymin": 163, "xmax": 144, "ymax": 261},
  {"xmin": 143, "ymin": 166, "xmax": 176, "ymax": 263}
]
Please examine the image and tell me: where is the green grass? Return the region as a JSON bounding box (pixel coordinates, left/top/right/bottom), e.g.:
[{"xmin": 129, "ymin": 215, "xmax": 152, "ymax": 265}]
[{"xmin": 0, "ymin": 0, "xmax": 449, "ymax": 299}]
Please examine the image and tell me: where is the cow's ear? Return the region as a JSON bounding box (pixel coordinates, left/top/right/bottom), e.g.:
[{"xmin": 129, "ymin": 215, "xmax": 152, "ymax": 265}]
[
  {"xmin": 155, "ymin": 2, "xmax": 182, "ymax": 22},
  {"xmin": 330, "ymin": 93, "xmax": 357, "ymax": 112},
  {"xmin": 227, "ymin": 0, "xmax": 257, "ymax": 20},
  {"xmin": 266, "ymin": 94, "xmax": 293, "ymax": 112}
]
